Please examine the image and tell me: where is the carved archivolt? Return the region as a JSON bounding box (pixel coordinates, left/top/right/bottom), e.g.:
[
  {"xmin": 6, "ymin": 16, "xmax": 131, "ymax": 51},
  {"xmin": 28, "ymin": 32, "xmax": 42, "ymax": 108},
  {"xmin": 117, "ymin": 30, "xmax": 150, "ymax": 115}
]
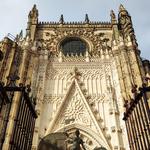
[{"xmin": 55, "ymin": 124, "xmax": 110, "ymax": 150}]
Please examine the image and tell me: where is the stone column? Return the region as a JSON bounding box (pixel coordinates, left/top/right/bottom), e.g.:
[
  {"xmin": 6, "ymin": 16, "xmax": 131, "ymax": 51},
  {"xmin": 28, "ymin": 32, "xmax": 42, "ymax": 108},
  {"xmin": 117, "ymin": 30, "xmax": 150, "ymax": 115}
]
[
  {"xmin": 106, "ymin": 76, "xmax": 124, "ymax": 149},
  {"xmin": 0, "ymin": 38, "xmax": 13, "ymax": 81},
  {"xmin": 112, "ymin": 41, "xmax": 127, "ymax": 100},
  {"xmin": 118, "ymin": 37, "xmax": 133, "ymax": 97},
  {"xmin": 2, "ymin": 42, "xmax": 16, "ymax": 84},
  {"xmin": 32, "ymin": 49, "xmax": 48, "ymax": 150},
  {"xmin": 126, "ymin": 36, "xmax": 144, "ymax": 86}
]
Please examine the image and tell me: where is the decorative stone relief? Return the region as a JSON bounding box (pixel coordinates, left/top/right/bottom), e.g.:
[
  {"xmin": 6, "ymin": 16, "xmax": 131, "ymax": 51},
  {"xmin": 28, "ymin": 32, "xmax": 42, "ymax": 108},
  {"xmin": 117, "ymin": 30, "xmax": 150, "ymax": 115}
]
[
  {"xmin": 37, "ymin": 57, "xmax": 124, "ymax": 149},
  {"xmin": 35, "ymin": 28, "xmax": 112, "ymax": 56},
  {"xmin": 52, "ymin": 85, "xmax": 91, "ymax": 130}
]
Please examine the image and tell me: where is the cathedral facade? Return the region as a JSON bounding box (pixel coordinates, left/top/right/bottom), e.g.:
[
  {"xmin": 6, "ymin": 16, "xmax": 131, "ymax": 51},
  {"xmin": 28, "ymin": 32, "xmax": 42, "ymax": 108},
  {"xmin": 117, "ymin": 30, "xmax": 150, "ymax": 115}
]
[{"xmin": 0, "ymin": 4, "xmax": 149, "ymax": 150}]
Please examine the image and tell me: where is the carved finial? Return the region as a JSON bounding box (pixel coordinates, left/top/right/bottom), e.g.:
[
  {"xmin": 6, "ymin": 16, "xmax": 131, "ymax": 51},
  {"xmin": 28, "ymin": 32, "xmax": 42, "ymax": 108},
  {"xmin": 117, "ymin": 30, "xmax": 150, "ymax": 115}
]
[
  {"xmin": 110, "ymin": 10, "xmax": 117, "ymax": 24},
  {"xmin": 33, "ymin": 4, "xmax": 37, "ymax": 10},
  {"xmin": 29, "ymin": 4, "xmax": 38, "ymax": 19},
  {"xmin": 119, "ymin": 4, "xmax": 129, "ymax": 16},
  {"xmin": 119, "ymin": 4, "xmax": 126, "ymax": 12},
  {"xmin": 15, "ymin": 30, "xmax": 23, "ymax": 42},
  {"xmin": 85, "ymin": 14, "xmax": 89, "ymax": 23},
  {"xmin": 19, "ymin": 30, "xmax": 23, "ymax": 38},
  {"xmin": 110, "ymin": 10, "xmax": 115, "ymax": 18},
  {"xmin": 118, "ymin": 4, "xmax": 136, "ymax": 41},
  {"xmin": 59, "ymin": 14, "xmax": 64, "ymax": 24}
]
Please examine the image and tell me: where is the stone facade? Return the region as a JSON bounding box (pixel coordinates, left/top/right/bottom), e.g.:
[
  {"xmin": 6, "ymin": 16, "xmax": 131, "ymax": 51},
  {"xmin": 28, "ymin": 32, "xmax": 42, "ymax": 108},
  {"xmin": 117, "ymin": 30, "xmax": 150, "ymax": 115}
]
[{"xmin": 0, "ymin": 4, "xmax": 149, "ymax": 150}]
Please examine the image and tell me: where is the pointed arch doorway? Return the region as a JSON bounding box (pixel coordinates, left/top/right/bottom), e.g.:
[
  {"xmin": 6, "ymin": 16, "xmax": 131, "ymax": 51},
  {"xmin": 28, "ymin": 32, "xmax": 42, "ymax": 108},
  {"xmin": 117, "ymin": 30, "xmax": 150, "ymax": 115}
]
[
  {"xmin": 56, "ymin": 124, "xmax": 109, "ymax": 150},
  {"xmin": 39, "ymin": 124, "xmax": 108, "ymax": 150}
]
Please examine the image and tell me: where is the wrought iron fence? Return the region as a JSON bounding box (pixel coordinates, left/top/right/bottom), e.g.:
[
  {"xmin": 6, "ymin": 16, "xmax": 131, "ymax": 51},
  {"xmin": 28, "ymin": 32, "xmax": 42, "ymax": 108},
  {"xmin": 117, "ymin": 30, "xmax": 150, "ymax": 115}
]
[
  {"xmin": 123, "ymin": 85, "xmax": 150, "ymax": 150},
  {"xmin": 0, "ymin": 76, "xmax": 37, "ymax": 150}
]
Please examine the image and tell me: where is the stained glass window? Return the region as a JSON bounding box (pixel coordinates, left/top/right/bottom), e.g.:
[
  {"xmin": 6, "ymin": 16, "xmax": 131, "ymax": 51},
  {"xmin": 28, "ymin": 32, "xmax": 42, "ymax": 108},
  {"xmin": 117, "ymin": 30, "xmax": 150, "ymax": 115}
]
[{"xmin": 61, "ymin": 38, "xmax": 87, "ymax": 56}]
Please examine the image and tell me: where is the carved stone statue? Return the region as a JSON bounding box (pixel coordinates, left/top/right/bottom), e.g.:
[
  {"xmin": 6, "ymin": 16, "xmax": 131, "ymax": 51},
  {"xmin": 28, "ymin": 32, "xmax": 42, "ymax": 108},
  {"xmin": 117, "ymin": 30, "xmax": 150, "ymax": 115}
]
[{"xmin": 65, "ymin": 129, "xmax": 86, "ymax": 150}]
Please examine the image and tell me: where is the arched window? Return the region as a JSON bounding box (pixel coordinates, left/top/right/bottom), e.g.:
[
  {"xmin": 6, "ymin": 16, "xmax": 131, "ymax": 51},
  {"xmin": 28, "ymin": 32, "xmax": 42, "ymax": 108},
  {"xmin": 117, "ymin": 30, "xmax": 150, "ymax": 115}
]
[{"xmin": 61, "ymin": 37, "xmax": 87, "ymax": 56}]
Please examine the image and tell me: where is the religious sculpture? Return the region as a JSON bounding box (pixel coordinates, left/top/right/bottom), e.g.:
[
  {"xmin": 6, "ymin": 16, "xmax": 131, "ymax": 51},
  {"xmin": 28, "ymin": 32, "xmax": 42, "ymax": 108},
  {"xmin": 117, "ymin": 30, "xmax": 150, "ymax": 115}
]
[{"xmin": 65, "ymin": 129, "xmax": 86, "ymax": 150}]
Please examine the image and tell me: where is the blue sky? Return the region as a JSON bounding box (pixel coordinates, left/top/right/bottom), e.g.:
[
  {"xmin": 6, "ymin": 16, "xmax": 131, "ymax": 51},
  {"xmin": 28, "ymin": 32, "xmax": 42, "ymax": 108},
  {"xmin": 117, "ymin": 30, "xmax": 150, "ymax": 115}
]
[{"xmin": 0, "ymin": 0, "xmax": 149, "ymax": 59}]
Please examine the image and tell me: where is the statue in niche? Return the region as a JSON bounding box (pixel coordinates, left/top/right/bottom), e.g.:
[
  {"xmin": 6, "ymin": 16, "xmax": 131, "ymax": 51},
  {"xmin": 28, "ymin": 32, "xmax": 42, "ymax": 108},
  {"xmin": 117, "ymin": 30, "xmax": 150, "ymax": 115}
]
[{"xmin": 65, "ymin": 129, "xmax": 86, "ymax": 150}]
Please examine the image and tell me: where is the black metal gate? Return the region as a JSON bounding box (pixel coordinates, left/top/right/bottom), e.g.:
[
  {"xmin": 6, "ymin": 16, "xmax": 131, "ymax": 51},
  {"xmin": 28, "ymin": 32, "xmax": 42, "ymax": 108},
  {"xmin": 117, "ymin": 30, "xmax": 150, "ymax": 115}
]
[
  {"xmin": 0, "ymin": 77, "xmax": 37, "ymax": 150},
  {"xmin": 123, "ymin": 84, "xmax": 150, "ymax": 150}
]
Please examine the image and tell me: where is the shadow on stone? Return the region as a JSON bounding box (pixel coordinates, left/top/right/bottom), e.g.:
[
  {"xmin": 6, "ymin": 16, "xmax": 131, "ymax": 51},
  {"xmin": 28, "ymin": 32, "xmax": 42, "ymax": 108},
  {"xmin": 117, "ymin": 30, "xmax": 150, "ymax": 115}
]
[{"xmin": 38, "ymin": 132, "xmax": 67, "ymax": 150}]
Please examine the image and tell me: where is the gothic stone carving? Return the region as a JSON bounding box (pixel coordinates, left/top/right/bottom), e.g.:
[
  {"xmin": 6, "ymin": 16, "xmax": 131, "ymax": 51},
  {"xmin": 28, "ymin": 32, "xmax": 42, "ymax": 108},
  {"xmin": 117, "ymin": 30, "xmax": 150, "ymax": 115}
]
[{"xmin": 35, "ymin": 28, "xmax": 112, "ymax": 56}]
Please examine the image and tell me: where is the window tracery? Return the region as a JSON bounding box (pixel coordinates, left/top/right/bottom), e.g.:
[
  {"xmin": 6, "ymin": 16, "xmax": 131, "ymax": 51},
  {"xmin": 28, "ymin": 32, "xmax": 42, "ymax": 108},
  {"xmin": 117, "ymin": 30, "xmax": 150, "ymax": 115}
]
[{"xmin": 60, "ymin": 37, "xmax": 87, "ymax": 56}]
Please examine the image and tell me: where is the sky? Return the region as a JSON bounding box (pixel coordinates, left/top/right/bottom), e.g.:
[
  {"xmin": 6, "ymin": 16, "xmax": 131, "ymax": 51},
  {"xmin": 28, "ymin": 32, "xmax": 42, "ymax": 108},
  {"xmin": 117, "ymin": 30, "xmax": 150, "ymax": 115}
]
[{"xmin": 0, "ymin": 0, "xmax": 149, "ymax": 59}]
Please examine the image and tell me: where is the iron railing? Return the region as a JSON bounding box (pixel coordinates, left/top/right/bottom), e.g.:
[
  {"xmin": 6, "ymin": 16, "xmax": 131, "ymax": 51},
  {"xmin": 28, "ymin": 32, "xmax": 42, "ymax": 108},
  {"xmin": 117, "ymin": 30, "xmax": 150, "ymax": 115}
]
[
  {"xmin": 0, "ymin": 76, "xmax": 37, "ymax": 150},
  {"xmin": 123, "ymin": 85, "xmax": 150, "ymax": 150}
]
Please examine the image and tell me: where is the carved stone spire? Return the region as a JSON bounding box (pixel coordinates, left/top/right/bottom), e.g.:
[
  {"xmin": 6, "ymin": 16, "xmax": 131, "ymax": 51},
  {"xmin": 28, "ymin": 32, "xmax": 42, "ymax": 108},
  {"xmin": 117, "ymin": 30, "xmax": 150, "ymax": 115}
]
[
  {"xmin": 118, "ymin": 4, "xmax": 136, "ymax": 43},
  {"xmin": 118, "ymin": 4, "xmax": 129, "ymax": 25},
  {"xmin": 26, "ymin": 4, "xmax": 38, "ymax": 39},
  {"xmin": 59, "ymin": 14, "xmax": 64, "ymax": 24},
  {"xmin": 28, "ymin": 4, "xmax": 38, "ymax": 23},
  {"xmin": 15, "ymin": 30, "xmax": 23, "ymax": 43},
  {"xmin": 85, "ymin": 14, "xmax": 89, "ymax": 23},
  {"xmin": 119, "ymin": 4, "xmax": 126, "ymax": 12}
]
